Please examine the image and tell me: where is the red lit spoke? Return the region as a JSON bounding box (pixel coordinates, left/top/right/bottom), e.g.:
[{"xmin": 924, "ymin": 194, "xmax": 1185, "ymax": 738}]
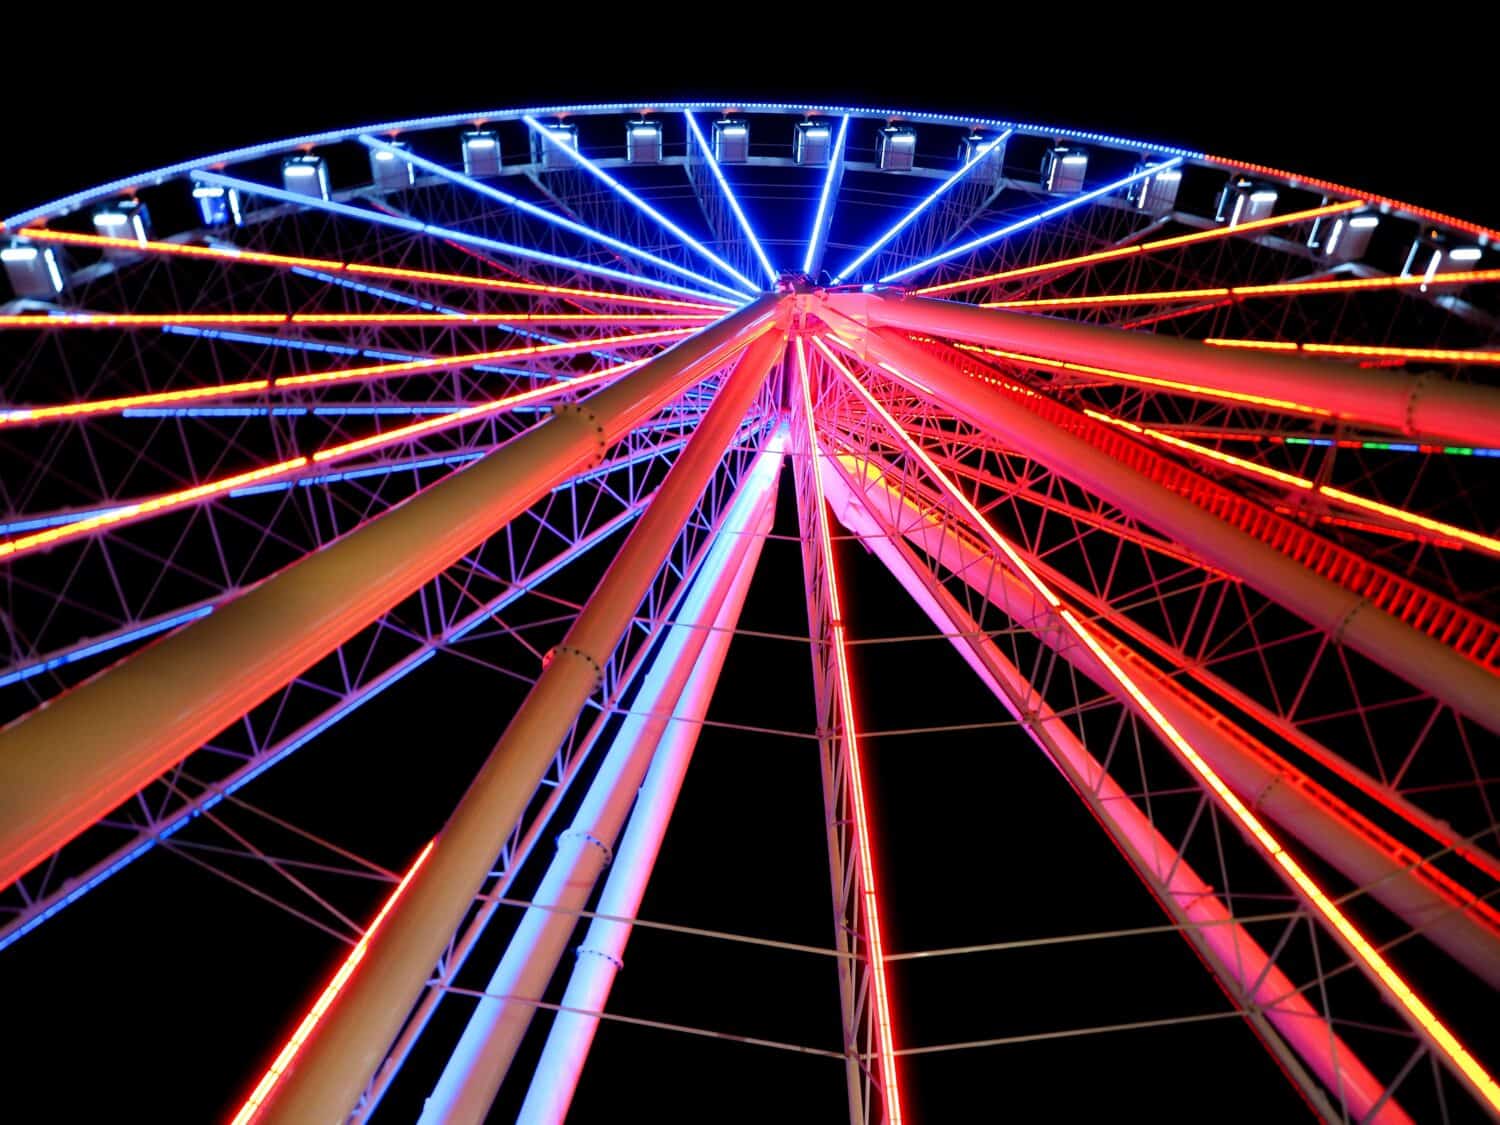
[
  {"xmin": 231, "ymin": 840, "xmax": 434, "ymax": 1125},
  {"xmin": 1206, "ymin": 338, "xmax": 1500, "ymax": 367},
  {"xmin": 795, "ymin": 338, "xmax": 904, "ymax": 1125},
  {"xmin": 818, "ymin": 338, "xmax": 1500, "ymax": 1115},
  {"xmin": 0, "ymin": 312, "xmax": 716, "ymax": 331}
]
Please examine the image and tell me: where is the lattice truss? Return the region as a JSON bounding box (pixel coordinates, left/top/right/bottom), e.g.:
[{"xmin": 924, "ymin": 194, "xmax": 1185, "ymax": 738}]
[{"xmin": 0, "ymin": 104, "xmax": 1496, "ymax": 1124}]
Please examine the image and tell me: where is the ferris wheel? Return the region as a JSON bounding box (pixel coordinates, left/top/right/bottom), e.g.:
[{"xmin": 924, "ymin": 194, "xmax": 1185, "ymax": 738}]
[{"xmin": 1, "ymin": 100, "xmax": 1497, "ymax": 1123}]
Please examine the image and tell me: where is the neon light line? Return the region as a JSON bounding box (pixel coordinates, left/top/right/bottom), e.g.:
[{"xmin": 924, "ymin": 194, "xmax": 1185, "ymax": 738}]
[
  {"xmin": 190, "ymin": 171, "xmax": 741, "ymax": 308},
  {"xmin": 231, "ymin": 840, "xmax": 435, "ymax": 1125},
  {"xmin": 916, "ymin": 200, "xmax": 1364, "ymax": 296},
  {"xmin": 950, "ymin": 342, "xmax": 1333, "ymax": 418},
  {"xmin": 0, "ymin": 362, "xmax": 640, "ymax": 562},
  {"xmin": 360, "ymin": 135, "xmax": 750, "ymax": 302},
  {"xmin": 983, "ymin": 267, "xmax": 1500, "ymax": 309},
  {"xmin": 879, "ymin": 159, "xmax": 1184, "ymax": 284},
  {"xmin": 0, "ymin": 312, "xmax": 715, "ymax": 331},
  {"xmin": 1085, "ymin": 411, "xmax": 1500, "ymax": 557},
  {"xmin": 0, "ymin": 333, "xmax": 680, "ymax": 426},
  {"xmin": 802, "ymin": 116, "xmax": 850, "ymax": 276},
  {"xmin": 796, "ymin": 340, "xmax": 903, "ymax": 1123},
  {"xmin": 1205, "ymin": 339, "xmax": 1500, "ymax": 367},
  {"xmin": 822, "ymin": 342, "xmax": 1500, "ymax": 1115},
  {"xmin": 521, "ymin": 115, "xmax": 760, "ymax": 296},
  {"xmin": 834, "ymin": 130, "xmax": 1013, "ymax": 283},
  {"xmin": 683, "ymin": 111, "xmax": 778, "ymax": 285},
  {"xmin": 14, "ymin": 228, "xmax": 727, "ymax": 312},
  {"xmin": 0, "ymin": 605, "xmax": 217, "ymax": 689}
]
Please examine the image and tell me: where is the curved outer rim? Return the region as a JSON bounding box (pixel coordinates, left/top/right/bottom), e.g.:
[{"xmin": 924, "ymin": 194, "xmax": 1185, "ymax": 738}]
[{"xmin": 2, "ymin": 100, "xmax": 1494, "ymax": 247}]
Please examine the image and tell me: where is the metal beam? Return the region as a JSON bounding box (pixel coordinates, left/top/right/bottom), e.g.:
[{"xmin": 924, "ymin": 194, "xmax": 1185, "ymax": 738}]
[
  {"xmin": 824, "ymin": 290, "xmax": 1500, "ymax": 448},
  {"xmin": 249, "ymin": 318, "xmax": 789, "ymax": 1123},
  {"xmin": 421, "ymin": 437, "xmax": 784, "ymax": 1124},
  {"xmin": 813, "ymin": 300, "xmax": 1500, "ymax": 736},
  {"xmin": 0, "ymin": 297, "xmax": 781, "ymax": 893}
]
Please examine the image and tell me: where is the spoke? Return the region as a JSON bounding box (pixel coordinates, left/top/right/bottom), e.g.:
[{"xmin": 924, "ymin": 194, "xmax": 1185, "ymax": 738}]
[
  {"xmin": 802, "ymin": 115, "xmax": 850, "ymax": 277},
  {"xmin": 521, "ymin": 115, "xmax": 761, "ymax": 296},
  {"xmin": 360, "ymin": 135, "xmax": 751, "ymax": 302},
  {"xmin": 14, "ymin": 227, "xmax": 729, "ymax": 311},
  {"xmin": 833, "ymin": 129, "xmax": 1013, "ymax": 283},
  {"xmin": 191, "ymin": 171, "xmax": 741, "ymax": 307},
  {"xmin": 915, "ymin": 199, "xmax": 1364, "ymax": 296},
  {"xmin": 0, "ymin": 312, "xmax": 714, "ymax": 331},
  {"xmin": 683, "ymin": 111, "xmax": 778, "ymax": 285},
  {"xmin": 879, "ymin": 159, "xmax": 1183, "ymax": 284},
  {"xmin": 1206, "ymin": 339, "xmax": 1500, "ymax": 367}
]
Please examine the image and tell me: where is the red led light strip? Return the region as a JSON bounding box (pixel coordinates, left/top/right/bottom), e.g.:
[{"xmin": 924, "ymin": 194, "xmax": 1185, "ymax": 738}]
[
  {"xmin": 818, "ymin": 337, "xmax": 1500, "ymax": 1114},
  {"xmin": 0, "ymin": 312, "xmax": 716, "ymax": 330},
  {"xmin": 0, "ymin": 330, "xmax": 686, "ymax": 427},
  {"xmin": 796, "ymin": 338, "xmax": 903, "ymax": 1125},
  {"xmin": 230, "ymin": 840, "xmax": 435, "ymax": 1125},
  {"xmin": 917, "ymin": 200, "xmax": 1365, "ymax": 296},
  {"xmin": 14, "ymin": 228, "xmax": 730, "ymax": 312}
]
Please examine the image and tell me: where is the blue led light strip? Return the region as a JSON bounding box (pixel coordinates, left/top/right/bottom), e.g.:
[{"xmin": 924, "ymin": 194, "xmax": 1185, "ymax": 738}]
[
  {"xmin": 521, "ymin": 115, "xmax": 760, "ymax": 297},
  {"xmin": 189, "ymin": 171, "xmax": 737, "ymax": 308},
  {"xmin": 833, "ymin": 129, "xmax": 1013, "ymax": 282},
  {"xmin": 802, "ymin": 116, "xmax": 851, "ymax": 276},
  {"xmin": 361, "ymin": 135, "xmax": 749, "ymax": 303},
  {"xmin": 682, "ymin": 112, "xmax": 778, "ymax": 286},
  {"xmin": 0, "ymin": 605, "xmax": 216, "ymax": 689},
  {"xmin": 880, "ymin": 158, "xmax": 1185, "ymax": 284}
]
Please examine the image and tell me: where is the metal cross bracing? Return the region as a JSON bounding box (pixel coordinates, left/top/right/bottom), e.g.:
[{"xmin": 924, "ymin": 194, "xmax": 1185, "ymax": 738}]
[{"xmin": 0, "ymin": 102, "xmax": 1497, "ymax": 1123}]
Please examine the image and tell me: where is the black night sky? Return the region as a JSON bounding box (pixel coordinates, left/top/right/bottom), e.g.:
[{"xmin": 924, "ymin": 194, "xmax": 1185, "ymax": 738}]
[{"xmin": 2, "ymin": 18, "xmax": 1497, "ymax": 1124}]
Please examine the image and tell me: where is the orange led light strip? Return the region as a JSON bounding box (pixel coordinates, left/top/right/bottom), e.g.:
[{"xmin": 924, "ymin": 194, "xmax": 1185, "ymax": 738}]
[
  {"xmin": 14, "ymin": 228, "xmax": 731, "ymax": 312},
  {"xmin": 1086, "ymin": 410, "xmax": 1500, "ymax": 557},
  {"xmin": 231, "ymin": 840, "xmax": 434, "ymax": 1125},
  {"xmin": 823, "ymin": 339, "xmax": 1500, "ymax": 1115},
  {"xmin": 951, "ymin": 343, "xmax": 1333, "ymax": 418},
  {"xmin": 0, "ymin": 330, "xmax": 687, "ymax": 426},
  {"xmin": 1206, "ymin": 338, "xmax": 1500, "ymax": 367},
  {"xmin": 796, "ymin": 338, "xmax": 903, "ymax": 1125},
  {"xmin": 917, "ymin": 200, "xmax": 1365, "ymax": 296},
  {"xmin": 981, "ymin": 268, "xmax": 1500, "ymax": 310},
  {"xmin": 0, "ymin": 312, "xmax": 716, "ymax": 330},
  {"xmin": 0, "ymin": 360, "xmax": 641, "ymax": 562}
]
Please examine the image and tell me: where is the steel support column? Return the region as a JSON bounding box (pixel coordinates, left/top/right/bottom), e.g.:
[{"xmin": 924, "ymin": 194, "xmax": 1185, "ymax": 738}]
[
  {"xmin": 825, "ymin": 291, "xmax": 1500, "ymax": 447},
  {"xmin": 812, "ymin": 304, "xmax": 1500, "ymax": 736},
  {"xmin": 0, "ymin": 296, "xmax": 781, "ymax": 894},
  {"xmin": 249, "ymin": 317, "xmax": 789, "ymax": 1123},
  {"xmin": 418, "ymin": 437, "xmax": 784, "ymax": 1125},
  {"xmin": 819, "ymin": 456, "xmax": 1410, "ymax": 1124}
]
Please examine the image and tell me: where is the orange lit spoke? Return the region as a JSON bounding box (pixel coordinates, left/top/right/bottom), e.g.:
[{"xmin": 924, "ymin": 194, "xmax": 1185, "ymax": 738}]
[
  {"xmin": 1206, "ymin": 339, "xmax": 1500, "ymax": 367},
  {"xmin": 15, "ymin": 228, "xmax": 732, "ymax": 312},
  {"xmin": 0, "ymin": 312, "xmax": 715, "ymax": 330},
  {"xmin": 917, "ymin": 200, "xmax": 1364, "ymax": 297}
]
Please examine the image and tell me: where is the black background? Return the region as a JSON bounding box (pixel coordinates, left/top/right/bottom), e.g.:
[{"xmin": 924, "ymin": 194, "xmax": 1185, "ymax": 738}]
[{"xmin": 4, "ymin": 15, "xmax": 1498, "ymax": 1123}]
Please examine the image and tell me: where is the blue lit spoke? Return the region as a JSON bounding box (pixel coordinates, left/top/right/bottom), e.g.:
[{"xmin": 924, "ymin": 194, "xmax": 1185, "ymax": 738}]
[
  {"xmin": 0, "ymin": 605, "xmax": 216, "ymax": 689},
  {"xmin": 832, "ymin": 129, "xmax": 1013, "ymax": 283},
  {"xmin": 879, "ymin": 158, "xmax": 1185, "ymax": 284},
  {"xmin": 189, "ymin": 172, "xmax": 737, "ymax": 308},
  {"xmin": 360, "ymin": 135, "xmax": 749, "ymax": 303},
  {"xmin": 683, "ymin": 112, "xmax": 778, "ymax": 286},
  {"xmin": 802, "ymin": 116, "xmax": 850, "ymax": 277},
  {"xmin": 521, "ymin": 115, "xmax": 761, "ymax": 296}
]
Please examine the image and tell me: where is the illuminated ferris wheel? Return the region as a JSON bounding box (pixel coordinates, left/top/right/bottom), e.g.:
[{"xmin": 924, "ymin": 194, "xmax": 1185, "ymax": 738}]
[{"xmin": 1, "ymin": 101, "xmax": 1497, "ymax": 1123}]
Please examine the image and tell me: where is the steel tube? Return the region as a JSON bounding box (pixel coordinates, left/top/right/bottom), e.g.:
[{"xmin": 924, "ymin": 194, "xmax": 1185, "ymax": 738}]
[
  {"xmin": 825, "ymin": 290, "xmax": 1500, "ymax": 447},
  {"xmin": 419, "ymin": 438, "xmax": 783, "ymax": 1124},
  {"xmin": 822, "ymin": 457, "xmax": 1409, "ymax": 1124},
  {"xmin": 814, "ymin": 303, "xmax": 1500, "ymax": 735},
  {"xmin": 0, "ymin": 296, "xmax": 780, "ymax": 896},
  {"xmin": 833, "ymin": 453, "xmax": 1500, "ymax": 988},
  {"xmin": 250, "ymin": 318, "xmax": 788, "ymax": 1123}
]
